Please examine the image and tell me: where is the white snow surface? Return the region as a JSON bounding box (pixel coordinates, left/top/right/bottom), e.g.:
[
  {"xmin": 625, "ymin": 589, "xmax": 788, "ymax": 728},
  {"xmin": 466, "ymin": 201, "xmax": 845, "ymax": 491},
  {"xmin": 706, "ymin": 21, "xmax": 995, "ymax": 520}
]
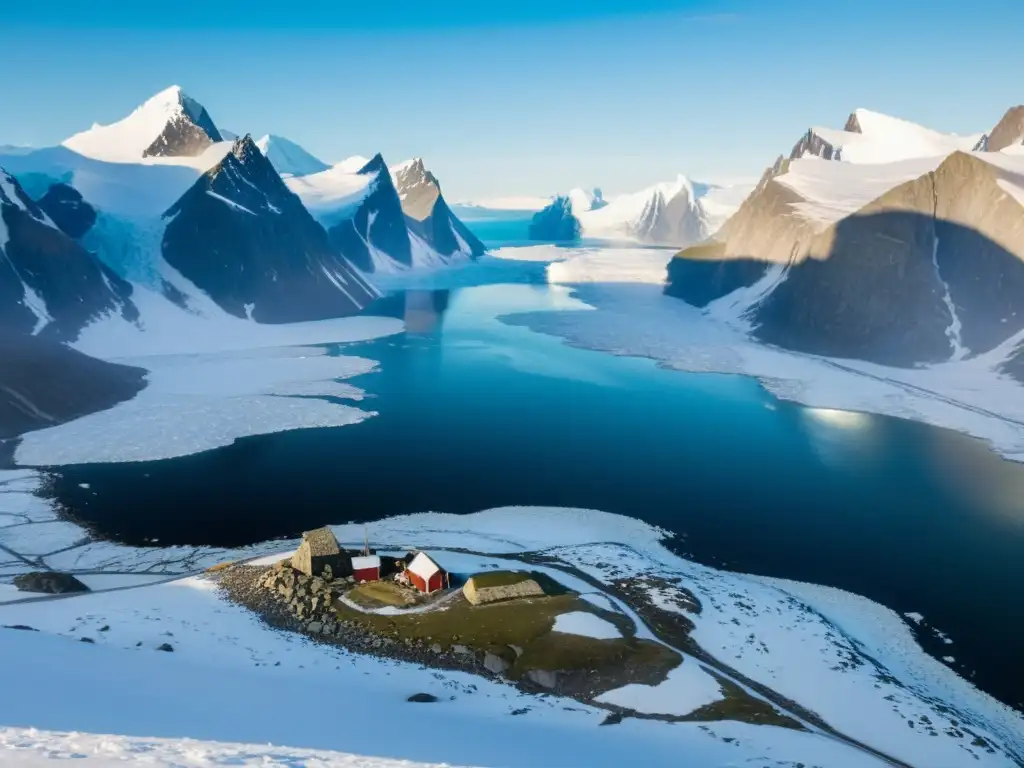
[
  {"xmin": 62, "ymin": 86, "xmax": 219, "ymax": 164},
  {"xmin": 14, "ymin": 345, "xmax": 379, "ymax": 465},
  {"xmin": 285, "ymin": 161, "xmax": 373, "ymax": 213},
  {"xmin": 255, "ymin": 134, "xmax": 330, "ymax": 177},
  {"xmin": 551, "ymin": 610, "xmax": 621, "ymax": 639},
  {"xmin": 0, "ymin": 728, "xmax": 460, "ymax": 767},
  {"xmin": 1, "ymin": 506, "xmax": 1020, "ymax": 767},
  {"xmin": 775, "ymin": 155, "xmax": 943, "ymax": 225},
  {"xmin": 0, "ymin": 143, "xmax": 231, "ymax": 219},
  {"xmin": 802, "ymin": 108, "xmax": 983, "ymax": 165},
  {"xmin": 597, "ymin": 659, "xmax": 724, "ymax": 717}
]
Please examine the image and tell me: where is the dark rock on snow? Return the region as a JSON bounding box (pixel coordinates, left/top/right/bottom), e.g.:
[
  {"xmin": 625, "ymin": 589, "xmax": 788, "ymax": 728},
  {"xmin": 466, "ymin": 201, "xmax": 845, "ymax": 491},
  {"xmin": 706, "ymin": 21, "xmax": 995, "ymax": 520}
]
[
  {"xmin": 407, "ymin": 693, "xmax": 439, "ymax": 703},
  {"xmin": 12, "ymin": 571, "xmax": 90, "ymax": 595},
  {"xmin": 36, "ymin": 183, "xmax": 98, "ymax": 239}
]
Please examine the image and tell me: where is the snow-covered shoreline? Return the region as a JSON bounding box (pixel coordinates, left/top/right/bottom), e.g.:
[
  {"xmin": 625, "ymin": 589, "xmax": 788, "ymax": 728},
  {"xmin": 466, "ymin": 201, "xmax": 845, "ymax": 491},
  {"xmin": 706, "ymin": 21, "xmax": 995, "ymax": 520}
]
[{"xmin": 1, "ymin": 506, "xmax": 1020, "ymax": 767}]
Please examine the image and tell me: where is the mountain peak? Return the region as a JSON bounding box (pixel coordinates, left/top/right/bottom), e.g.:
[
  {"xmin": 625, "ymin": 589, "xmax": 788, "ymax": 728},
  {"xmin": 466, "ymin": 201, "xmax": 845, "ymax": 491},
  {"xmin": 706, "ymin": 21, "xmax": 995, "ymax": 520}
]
[
  {"xmin": 230, "ymin": 134, "xmax": 261, "ymax": 163},
  {"xmin": 254, "ymin": 135, "xmax": 329, "ymax": 177},
  {"xmin": 63, "ymin": 85, "xmax": 223, "ymax": 162},
  {"xmin": 978, "ymin": 105, "xmax": 1024, "ymax": 153},
  {"xmin": 359, "ymin": 153, "xmax": 389, "ymax": 176}
]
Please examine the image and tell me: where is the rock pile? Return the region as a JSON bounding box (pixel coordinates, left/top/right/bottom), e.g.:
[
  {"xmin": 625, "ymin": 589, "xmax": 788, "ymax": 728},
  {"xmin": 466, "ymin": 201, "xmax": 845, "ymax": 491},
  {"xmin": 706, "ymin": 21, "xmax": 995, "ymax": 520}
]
[{"xmin": 259, "ymin": 560, "xmax": 351, "ymax": 634}]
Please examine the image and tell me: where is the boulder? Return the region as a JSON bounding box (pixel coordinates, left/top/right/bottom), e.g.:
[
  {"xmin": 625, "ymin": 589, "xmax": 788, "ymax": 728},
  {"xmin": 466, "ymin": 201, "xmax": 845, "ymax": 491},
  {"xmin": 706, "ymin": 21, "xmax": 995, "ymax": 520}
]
[
  {"xmin": 483, "ymin": 652, "xmax": 510, "ymax": 675},
  {"xmin": 156, "ymin": 643, "xmax": 174, "ymax": 652},
  {"xmin": 407, "ymin": 693, "xmax": 439, "ymax": 703},
  {"xmin": 13, "ymin": 571, "xmax": 90, "ymax": 595},
  {"xmin": 306, "ymin": 621, "xmax": 323, "ymax": 634},
  {"xmin": 526, "ymin": 669, "xmax": 558, "ymax": 690}
]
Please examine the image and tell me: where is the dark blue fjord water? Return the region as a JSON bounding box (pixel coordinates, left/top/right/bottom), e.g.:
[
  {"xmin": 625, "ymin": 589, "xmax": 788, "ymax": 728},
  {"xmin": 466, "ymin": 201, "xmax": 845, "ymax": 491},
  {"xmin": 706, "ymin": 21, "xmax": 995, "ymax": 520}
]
[{"xmin": 43, "ymin": 279, "xmax": 1024, "ymax": 711}]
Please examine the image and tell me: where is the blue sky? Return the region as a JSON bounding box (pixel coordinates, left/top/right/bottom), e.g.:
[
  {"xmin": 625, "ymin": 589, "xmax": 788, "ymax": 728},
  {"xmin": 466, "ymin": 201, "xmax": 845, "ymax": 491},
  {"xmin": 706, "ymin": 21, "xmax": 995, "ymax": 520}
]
[{"xmin": 2, "ymin": 0, "xmax": 1023, "ymax": 200}]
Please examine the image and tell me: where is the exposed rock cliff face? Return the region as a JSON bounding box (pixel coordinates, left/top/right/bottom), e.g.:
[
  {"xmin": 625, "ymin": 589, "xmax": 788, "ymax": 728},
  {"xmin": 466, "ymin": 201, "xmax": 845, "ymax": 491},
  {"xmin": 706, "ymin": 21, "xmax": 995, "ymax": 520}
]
[
  {"xmin": 974, "ymin": 106, "xmax": 1024, "ymax": 153},
  {"xmin": 36, "ymin": 183, "xmax": 97, "ymax": 239},
  {"xmin": 162, "ymin": 136, "xmax": 377, "ymax": 323},
  {"xmin": 392, "ymin": 158, "xmax": 485, "ymax": 258},
  {"xmin": 0, "ymin": 168, "xmax": 137, "ymax": 341},
  {"xmin": 667, "ymin": 152, "xmax": 1024, "ymax": 368},
  {"xmin": 789, "ymin": 130, "xmax": 843, "ymax": 161}
]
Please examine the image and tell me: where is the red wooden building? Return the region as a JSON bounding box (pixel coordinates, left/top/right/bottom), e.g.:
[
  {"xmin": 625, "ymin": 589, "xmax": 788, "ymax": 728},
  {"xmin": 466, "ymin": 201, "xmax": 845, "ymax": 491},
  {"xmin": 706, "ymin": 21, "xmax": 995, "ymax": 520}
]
[
  {"xmin": 351, "ymin": 554, "xmax": 381, "ymax": 583},
  {"xmin": 406, "ymin": 552, "xmax": 449, "ymax": 594}
]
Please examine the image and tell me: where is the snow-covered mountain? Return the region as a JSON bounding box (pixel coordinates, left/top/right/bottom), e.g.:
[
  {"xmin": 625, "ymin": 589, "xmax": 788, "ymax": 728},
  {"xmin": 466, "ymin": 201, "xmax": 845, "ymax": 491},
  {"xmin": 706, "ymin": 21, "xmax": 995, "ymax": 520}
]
[
  {"xmin": 788, "ymin": 108, "xmax": 983, "ymax": 165},
  {"xmin": 289, "ymin": 154, "xmax": 415, "ymax": 273},
  {"xmin": 162, "ymin": 135, "xmax": 377, "ymax": 323},
  {"xmin": 391, "ymin": 158, "xmax": 485, "ymax": 259},
  {"xmin": 666, "ymin": 105, "xmax": 1024, "ymax": 379},
  {"xmin": 529, "ymin": 176, "xmax": 750, "ymax": 246},
  {"xmin": 255, "ymin": 134, "xmax": 330, "ymax": 177},
  {"xmin": 63, "ymin": 86, "xmax": 224, "ymax": 163},
  {"xmin": 285, "ymin": 155, "xmax": 484, "ymax": 273}
]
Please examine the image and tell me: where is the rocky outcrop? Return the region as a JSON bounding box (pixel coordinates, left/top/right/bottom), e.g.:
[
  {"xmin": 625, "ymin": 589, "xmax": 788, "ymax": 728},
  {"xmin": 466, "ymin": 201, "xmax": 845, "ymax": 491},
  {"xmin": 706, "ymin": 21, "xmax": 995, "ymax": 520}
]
[
  {"xmin": 0, "ymin": 168, "xmax": 137, "ymax": 341},
  {"xmin": 789, "ymin": 129, "xmax": 843, "ymax": 161},
  {"xmin": 392, "ymin": 158, "xmax": 485, "ymax": 258},
  {"xmin": 668, "ymin": 152, "xmax": 1024, "ymax": 367},
  {"xmin": 36, "ymin": 183, "xmax": 97, "ymax": 239},
  {"xmin": 974, "ymin": 106, "xmax": 1024, "ymax": 153},
  {"xmin": 0, "ymin": 333, "xmax": 146, "ymax": 438},
  {"xmin": 13, "ymin": 571, "xmax": 90, "ymax": 594},
  {"xmin": 528, "ymin": 196, "xmax": 580, "ymax": 241},
  {"xmin": 162, "ymin": 136, "xmax": 377, "ymax": 322}
]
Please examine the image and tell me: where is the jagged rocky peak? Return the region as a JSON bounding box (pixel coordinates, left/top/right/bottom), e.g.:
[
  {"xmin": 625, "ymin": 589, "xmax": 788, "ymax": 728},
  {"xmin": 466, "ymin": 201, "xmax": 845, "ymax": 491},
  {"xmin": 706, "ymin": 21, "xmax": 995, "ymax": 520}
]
[
  {"xmin": 843, "ymin": 111, "xmax": 864, "ymax": 133},
  {"xmin": 976, "ymin": 105, "xmax": 1024, "ymax": 153},
  {"xmin": 201, "ymin": 134, "xmax": 291, "ymax": 208},
  {"xmin": 142, "ymin": 86, "xmax": 223, "ymax": 158},
  {"xmin": 391, "ymin": 157, "xmax": 442, "ymax": 221},
  {"xmin": 789, "ymin": 129, "xmax": 842, "ymax": 161}
]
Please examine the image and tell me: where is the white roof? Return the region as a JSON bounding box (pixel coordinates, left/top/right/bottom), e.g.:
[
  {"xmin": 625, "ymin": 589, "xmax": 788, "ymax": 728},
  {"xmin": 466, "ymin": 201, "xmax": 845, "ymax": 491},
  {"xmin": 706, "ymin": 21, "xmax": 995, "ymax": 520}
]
[
  {"xmin": 407, "ymin": 552, "xmax": 442, "ymax": 581},
  {"xmin": 351, "ymin": 555, "xmax": 381, "ymax": 571}
]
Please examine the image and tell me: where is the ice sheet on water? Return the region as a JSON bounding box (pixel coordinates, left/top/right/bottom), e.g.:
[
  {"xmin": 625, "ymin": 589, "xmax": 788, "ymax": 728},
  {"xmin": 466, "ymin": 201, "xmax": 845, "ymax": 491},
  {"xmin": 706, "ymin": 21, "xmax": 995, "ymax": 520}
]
[{"xmin": 15, "ymin": 347, "xmax": 380, "ymax": 466}]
